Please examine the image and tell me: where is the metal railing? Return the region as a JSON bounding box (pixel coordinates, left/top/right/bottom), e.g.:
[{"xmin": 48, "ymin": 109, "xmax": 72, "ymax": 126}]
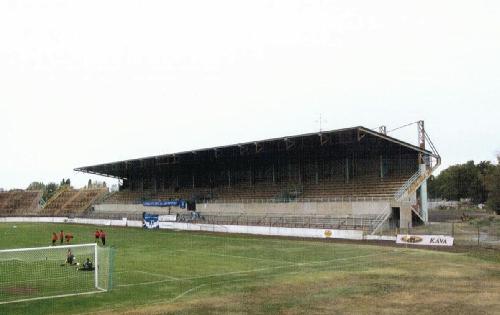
[
  {"xmin": 370, "ymin": 211, "xmax": 392, "ymax": 235},
  {"xmin": 394, "ymin": 168, "xmax": 424, "ymax": 200},
  {"xmin": 202, "ymin": 196, "xmax": 394, "ymax": 204},
  {"xmin": 179, "ymin": 213, "xmax": 382, "ymax": 231}
]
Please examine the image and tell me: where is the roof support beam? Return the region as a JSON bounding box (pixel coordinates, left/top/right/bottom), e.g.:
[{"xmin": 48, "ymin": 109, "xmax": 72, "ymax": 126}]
[
  {"xmin": 357, "ymin": 129, "xmax": 366, "ymax": 142},
  {"xmin": 379, "ymin": 126, "xmax": 387, "ymax": 135},
  {"xmin": 284, "ymin": 138, "xmax": 295, "ymax": 151},
  {"xmin": 239, "ymin": 145, "xmax": 248, "ymax": 156},
  {"xmin": 360, "ymin": 127, "xmax": 438, "ymax": 159},
  {"xmin": 319, "ymin": 133, "xmax": 329, "ymax": 146},
  {"xmin": 255, "ymin": 142, "xmax": 263, "ymax": 154}
]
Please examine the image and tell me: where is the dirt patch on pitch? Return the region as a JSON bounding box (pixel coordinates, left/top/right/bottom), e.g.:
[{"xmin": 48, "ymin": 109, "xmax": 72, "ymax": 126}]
[{"xmin": 2, "ymin": 286, "xmax": 39, "ymax": 295}]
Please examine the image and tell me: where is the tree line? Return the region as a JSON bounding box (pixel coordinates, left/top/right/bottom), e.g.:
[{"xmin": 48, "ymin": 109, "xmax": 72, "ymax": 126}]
[
  {"xmin": 428, "ymin": 156, "xmax": 500, "ymax": 214},
  {"xmin": 26, "ymin": 179, "xmax": 72, "ymax": 203},
  {"xmin": 25, "ymin": 178, "xmax": 108, "ymax": 203}
]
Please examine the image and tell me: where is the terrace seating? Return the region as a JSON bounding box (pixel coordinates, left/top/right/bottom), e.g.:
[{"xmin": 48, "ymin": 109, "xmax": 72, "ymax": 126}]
[
  {"xmin": 98, "ymin": 173, "xmax": 410, "ymax": 205},
  {"xmin": 0, "ymin": 190, "xmax": 42, "ymax": 215},
  {"xmin": 300, "ymin": 176, "xmax": 409, "ymax": 200},
  {"xmin": 41, "ymin": 188, "xmax": 108, "ymax": 216}
]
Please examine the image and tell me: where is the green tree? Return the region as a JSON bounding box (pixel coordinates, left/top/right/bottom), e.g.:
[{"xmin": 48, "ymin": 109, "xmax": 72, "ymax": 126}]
[
  {"xmin": 59, "ymin": 178, "xmax": 72, "ymax": 188},
  {"xmin": 428, "ymin": 160, "xmax": 490, "ymax": 203},
  {"xmin": 43, "ymin": 182, "xmax": 59, "ymax": 201},
  {"xmin": 485, "ymin": 156, "xmax": 500, "ymax": 214},
  {"xmin": 27, "ymin": 182, "xmax": 45, "ymax": 191}
]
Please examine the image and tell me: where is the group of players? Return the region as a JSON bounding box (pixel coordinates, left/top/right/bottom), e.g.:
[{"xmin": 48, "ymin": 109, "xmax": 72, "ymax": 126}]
[
  {"xmin": 65, "ymin": 250, "xmax": 94, "ymax": 271},
  {"xmin": 51, "ymin": 229, "xmax": 107, "ymax": 246},
  {"xmin": 49, "ymin": 228, "xmax": 108, "ymax": 272},
  {"xmin": 60, "ymin": 229, "xmax": 108, "ymax": 271},
  {"xmin": 51, "ymin": 230, "xmax": 73, "ymax": 245},
  {"xmin": 94, "ymin": 229, "xmax": 107, "ymax": 245}
]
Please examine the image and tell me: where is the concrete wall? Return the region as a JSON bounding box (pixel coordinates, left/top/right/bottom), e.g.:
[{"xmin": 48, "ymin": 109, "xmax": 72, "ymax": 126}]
[
  {"xmin": 389, "ymin": 201, "xmax": 413, "ymax": 229},
  {"xmin": 94, "ymin": 204, "xmax": 176, "ymax": 214},
  {"xmin": 200, "ymin": 201, "xmax": 391, "ymax": 216},
  {"xmin": 96, "ymin": 201, "xmax": 392, "ymax": 217}
]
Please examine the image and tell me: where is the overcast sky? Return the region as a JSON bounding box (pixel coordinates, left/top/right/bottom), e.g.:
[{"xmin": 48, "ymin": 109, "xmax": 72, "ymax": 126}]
[{"xmin": 1, "ymin": 0, "xmax": 499, "ymax": 190}]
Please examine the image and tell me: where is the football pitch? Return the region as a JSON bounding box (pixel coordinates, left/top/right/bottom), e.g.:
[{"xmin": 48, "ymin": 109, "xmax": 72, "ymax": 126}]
[{"xmin": 1, "ymin": 223, "xmax": 499, "ymax": 315}]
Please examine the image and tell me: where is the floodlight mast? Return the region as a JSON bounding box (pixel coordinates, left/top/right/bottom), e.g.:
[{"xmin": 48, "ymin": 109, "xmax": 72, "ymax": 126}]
[
  {"xmin": 417, "ymin": 120, "xmax": 429, "ymax": 222},
  {"xmin": 418, "ymin": 120, "xmax": 426, "ymax": 165}
]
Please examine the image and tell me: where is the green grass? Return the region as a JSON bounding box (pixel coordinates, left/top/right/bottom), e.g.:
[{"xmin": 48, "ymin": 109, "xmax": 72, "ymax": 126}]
[
  {"xmin": 0, "ymin": 223, "xmax": 499, "ymax": 315},
  {"xmin": 0, "ymin": 259, "xmax": 96, "ymax": 302}
]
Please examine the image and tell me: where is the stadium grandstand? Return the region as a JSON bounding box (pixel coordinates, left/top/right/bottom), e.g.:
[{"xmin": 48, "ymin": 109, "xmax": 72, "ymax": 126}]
[
  {"xmin": 0, "ymin": 190, "xmax": 42, "ymax": 216},
  {"xmin": 74, "ymin": 123, "xmax": 441, "ymax": 234},
  {"xmin": 39, "ymin": 187, "xmax": 108, "ymax": 216},
  {"xmin": 0, "ymin": 188, "xmax": 107, "ymax": 218}
]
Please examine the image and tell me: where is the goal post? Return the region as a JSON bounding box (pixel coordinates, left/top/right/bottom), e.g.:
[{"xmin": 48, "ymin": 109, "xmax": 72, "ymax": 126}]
[{"xmin": 0, "ymin": 243, "xmax": 114, "ymax": 305}]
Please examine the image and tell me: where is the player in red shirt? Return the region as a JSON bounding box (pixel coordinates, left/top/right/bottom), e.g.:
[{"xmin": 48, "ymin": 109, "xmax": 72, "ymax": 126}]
[
  {"xmin": 99, "ymin": 230, "xmax": 106, "ymax": 246},
  {"xmin": 51, "ymin": 232, "xmax": 58, "ymax": 246},
  {"xmin": 59, "ymin": 230, "xmax": 64, "ymax": 245},
  {"xmin": 94, "ymin": 230, "xmax": 100, "ymax": 243},
  {"xmin": 64, "ymin": 232, "xmax": 74, "ymax": 243}
]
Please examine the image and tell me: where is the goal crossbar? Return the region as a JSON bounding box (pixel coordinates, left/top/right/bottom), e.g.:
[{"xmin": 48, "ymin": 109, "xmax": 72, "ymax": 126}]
[{"xmin": 0, "ymin": 243, "xmax": 97, "ymax": 254}]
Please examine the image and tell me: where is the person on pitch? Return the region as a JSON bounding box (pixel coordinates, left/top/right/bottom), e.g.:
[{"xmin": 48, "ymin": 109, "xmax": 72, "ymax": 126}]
[
  {"xmin": 51, "ymin": 232, "xmax": 58, "ymax": 246},
  {"xmin": 99, "ymin": 229, "xmax": 106, "ymax": 246},
  {"xmin": 65, "ymin": 232, "xmax": 74, "ymax": 243},
  {"xmin": 94, "ymin": 229, "xmax": 100, "ymax": 243},
  {"xmin": 78, "ymin": 258, "xmax": 94, "ymax": 271},
  {"xmin": 66, "ymin": 249, "xmax": 76, "ymax": 265},
  {"xmin": 59, "ymin": 230, "xmax": 64, "ymax": 245}
]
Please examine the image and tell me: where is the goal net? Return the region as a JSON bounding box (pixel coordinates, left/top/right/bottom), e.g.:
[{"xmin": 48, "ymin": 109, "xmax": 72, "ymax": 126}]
[{"xmin": 0, "ymin": 243, "xmax": 114, "ymax": 304}]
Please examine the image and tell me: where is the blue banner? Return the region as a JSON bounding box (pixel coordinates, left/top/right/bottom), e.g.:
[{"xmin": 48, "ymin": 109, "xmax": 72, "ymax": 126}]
[
  {"xmin": 143, "ymin": 200, "xmax": 186, "ymax": 209},
  {"xmin": 142, "ymin": 212, "xmax": 159, "ymax": 229}
]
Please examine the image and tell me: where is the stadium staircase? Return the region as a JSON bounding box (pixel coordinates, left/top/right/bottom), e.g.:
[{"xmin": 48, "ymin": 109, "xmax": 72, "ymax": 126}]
[
  {"xmin": 371, "ymin": 132, "xmax": 441, "ymax": 233},
  {"xmin": 395, "ymin": 154, "xmax": 441, "ymax": 223},
  {"xmin": 370, "ymin": 211, "xmax": 392, "ymax": 235}
]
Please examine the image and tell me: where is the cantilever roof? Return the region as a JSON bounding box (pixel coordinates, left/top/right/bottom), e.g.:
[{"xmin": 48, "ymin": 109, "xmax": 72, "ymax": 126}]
[{"xmin": 75, "ymin": 126, "xmax": 436, "ymax": 179}]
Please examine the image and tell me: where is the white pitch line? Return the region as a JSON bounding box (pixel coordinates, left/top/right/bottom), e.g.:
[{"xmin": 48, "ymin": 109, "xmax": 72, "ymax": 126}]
[
  {"xmin": 133, "ymin": 270, "xmax": 181, "ymax": 280},
  {"xmin": 114, "ymin": 270, "xmax": 180, "ymax": 280},
  {"xmin": 169, "ymin": 277, "xmax": 250, "ymax": 303},
  {"xmin": 0, "ymin": 289, "xmax": 106, "ymax": 305},
  {"xmin": 74, "ymin": 278, "xmax": 252, "ymax": 315},
  {"xmin": 175, "ymin": 249, "xmax": 296, "ymax": 265},
  {"xmin": 162, "ymin": 231, "xmax": 354, "ymax": 248},
  {"xmin": 170, "ymin": 284, "xmax": 207, "ymax": 303},
  {"xmin": 117, "ymin": 253, "xmax": 386, "ymax": 288}
]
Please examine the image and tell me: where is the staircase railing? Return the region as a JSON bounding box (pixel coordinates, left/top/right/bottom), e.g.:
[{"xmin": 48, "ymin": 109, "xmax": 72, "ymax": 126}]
[
  {"xmin": 394, "ymin": 127, "xmax": 442, "ymax": 202},
  {"xmin": 370, "ymin": 211, "xmax": 391, "ymax": 235},
  {"xmin": 394, "ymin": 169, "xmax": 424, "ymax": 201}
]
